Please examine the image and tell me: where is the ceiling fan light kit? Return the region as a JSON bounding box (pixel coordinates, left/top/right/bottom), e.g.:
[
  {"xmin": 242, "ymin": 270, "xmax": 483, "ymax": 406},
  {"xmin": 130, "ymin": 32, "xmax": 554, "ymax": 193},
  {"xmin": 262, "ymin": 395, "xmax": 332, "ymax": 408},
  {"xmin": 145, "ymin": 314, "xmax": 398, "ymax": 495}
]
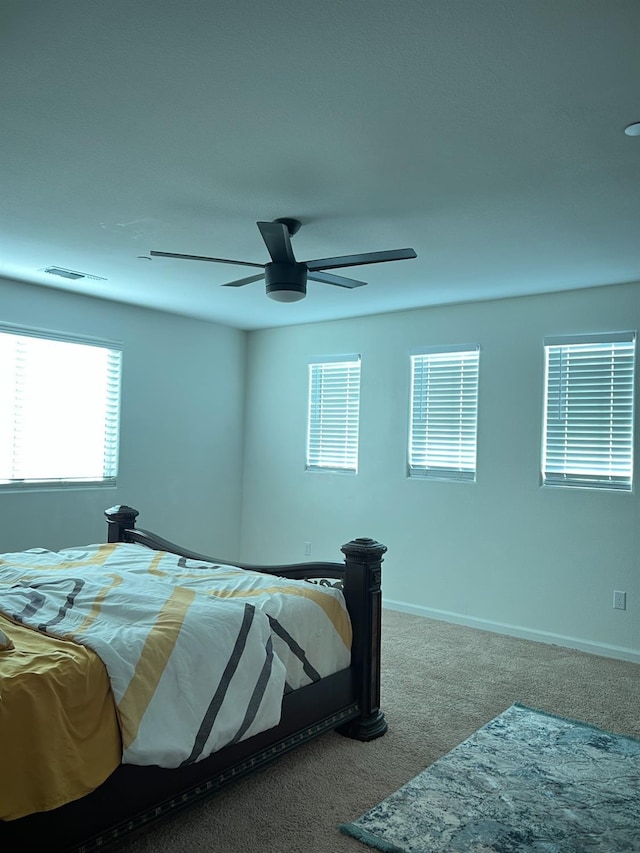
[
  {"xmin": 265, "ymin": 262, "xmax": 307, "ymax": 302},
  {"xmin": 150, "ymin": 218, "xmax": 417, "ymax": 302}
]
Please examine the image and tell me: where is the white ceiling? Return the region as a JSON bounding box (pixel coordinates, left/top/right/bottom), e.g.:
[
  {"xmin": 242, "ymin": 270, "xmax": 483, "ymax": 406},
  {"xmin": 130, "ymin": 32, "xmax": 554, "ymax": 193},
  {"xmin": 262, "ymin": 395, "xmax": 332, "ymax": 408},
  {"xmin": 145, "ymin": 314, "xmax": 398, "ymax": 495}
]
[{"xmin": 1, "ymin": 0, "xmax": 639, "ymax": 331}]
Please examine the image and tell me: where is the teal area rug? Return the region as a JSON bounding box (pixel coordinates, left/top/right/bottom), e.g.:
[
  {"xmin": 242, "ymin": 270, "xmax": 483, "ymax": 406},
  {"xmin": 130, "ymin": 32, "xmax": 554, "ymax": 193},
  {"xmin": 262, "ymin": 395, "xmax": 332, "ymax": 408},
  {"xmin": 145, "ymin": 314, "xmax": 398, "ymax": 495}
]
[{"xmin": 340, "ymin": 703, "xmax": 640, "ymax": 852}]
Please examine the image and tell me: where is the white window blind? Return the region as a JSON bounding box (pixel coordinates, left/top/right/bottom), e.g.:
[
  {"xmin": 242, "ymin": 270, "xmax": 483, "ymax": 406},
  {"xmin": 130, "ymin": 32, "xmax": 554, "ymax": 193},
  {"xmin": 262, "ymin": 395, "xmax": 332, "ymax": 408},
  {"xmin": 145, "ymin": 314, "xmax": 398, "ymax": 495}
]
[
  {"xmin": 408, "ymin": 345, "xmax": 480, "ymax": 481},
  {"xmin": 542, "ymin": 332, "xmax": 635, "ymax": 491},
  {"xmin": 306, "ymin": 355, "xmax": 361, "ymax": 473},
  {"xmin": 0, "ymin": 325, "xmax": 122, "ymax": 488}
]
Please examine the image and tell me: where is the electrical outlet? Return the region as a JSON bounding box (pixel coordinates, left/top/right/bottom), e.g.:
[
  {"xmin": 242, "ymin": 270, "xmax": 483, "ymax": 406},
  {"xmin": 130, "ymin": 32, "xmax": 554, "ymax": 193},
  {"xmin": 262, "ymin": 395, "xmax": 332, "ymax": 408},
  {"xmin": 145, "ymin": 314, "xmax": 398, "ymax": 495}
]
[
  {"xmin": 304, "ymin": 542, "xmax": 312, "ymax": 557},
  {"xmin": 613, "ymin": 590, "xmax": 627, "ymax": 610}
]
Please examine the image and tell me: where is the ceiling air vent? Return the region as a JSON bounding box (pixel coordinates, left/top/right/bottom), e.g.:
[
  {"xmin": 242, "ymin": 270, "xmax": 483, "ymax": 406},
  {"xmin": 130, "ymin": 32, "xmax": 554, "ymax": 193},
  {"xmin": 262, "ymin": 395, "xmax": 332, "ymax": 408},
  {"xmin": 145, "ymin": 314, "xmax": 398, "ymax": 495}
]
[{"xmin": 41, "ymin": 266, "xmax": 107, "ymax": 281}]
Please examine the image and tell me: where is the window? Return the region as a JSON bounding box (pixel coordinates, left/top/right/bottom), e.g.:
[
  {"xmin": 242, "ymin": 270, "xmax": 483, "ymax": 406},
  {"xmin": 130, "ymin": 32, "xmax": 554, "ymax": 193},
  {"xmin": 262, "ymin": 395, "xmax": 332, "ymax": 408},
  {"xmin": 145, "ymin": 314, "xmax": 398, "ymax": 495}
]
[
  {"xmin": 0, "ymin": 325, "xmax": 122, "ymax": 488},
  {"xmin": 306, "ymin": 355, "xmax": 361, "ymax": 473},
  {"xmin": 408, "ymin": 345, "xmax": 480, "ymax": 481},
  {"xmin": 542, "ymin": 332, "xmax": 635, "ymax": 491}
]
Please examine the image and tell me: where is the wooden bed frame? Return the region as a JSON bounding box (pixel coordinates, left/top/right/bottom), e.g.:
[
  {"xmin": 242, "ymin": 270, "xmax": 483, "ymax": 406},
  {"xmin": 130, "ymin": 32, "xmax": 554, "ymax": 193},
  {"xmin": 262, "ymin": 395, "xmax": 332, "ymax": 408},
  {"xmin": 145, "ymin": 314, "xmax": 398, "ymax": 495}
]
[{"xmin": 0, "ymin": 504, "xmax": 387, "ymax": 853}]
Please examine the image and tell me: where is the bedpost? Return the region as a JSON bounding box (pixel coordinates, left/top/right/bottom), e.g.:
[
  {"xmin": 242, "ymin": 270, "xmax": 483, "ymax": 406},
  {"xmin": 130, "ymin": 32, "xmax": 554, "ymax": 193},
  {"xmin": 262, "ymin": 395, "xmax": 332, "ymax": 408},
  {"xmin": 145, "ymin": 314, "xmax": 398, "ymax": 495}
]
[
  {"xmin": 338, "ymin": 537, "xmax": 388, "ymax": 741},
  {"xmin": 105, "ymin": 505, "xmax": 140, "ymax": 543}
]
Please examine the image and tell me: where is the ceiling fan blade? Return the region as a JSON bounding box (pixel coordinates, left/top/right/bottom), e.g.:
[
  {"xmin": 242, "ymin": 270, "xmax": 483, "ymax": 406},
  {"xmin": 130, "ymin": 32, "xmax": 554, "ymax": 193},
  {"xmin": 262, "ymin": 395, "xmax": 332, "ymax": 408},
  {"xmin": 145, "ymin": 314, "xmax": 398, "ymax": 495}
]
[
  {"xmin": 150, "ymin": 250, "xmax": 264, "ymax": 269},
  {"xmin": 257, "ymin": 221, "xmax": 296, "ymax": 264},
  {"xmin": 221, "ymin": 273, "xmax": 266, "ymax": 288},
  {"xmin": 306, "ymin": 247, "xmax": 417, "ymax": 272},
  {"xmin": 308, "ymin": 271, "xmax": 367, "ymax": 289}
]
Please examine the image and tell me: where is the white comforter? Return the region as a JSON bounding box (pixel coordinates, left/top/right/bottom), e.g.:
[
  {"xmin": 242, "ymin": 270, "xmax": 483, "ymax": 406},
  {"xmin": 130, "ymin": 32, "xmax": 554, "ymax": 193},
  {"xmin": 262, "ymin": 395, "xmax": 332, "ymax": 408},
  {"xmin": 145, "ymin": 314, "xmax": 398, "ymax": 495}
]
[{"xmin": 0, "ymin": 542, "xmax": 351, "ymax": 768}]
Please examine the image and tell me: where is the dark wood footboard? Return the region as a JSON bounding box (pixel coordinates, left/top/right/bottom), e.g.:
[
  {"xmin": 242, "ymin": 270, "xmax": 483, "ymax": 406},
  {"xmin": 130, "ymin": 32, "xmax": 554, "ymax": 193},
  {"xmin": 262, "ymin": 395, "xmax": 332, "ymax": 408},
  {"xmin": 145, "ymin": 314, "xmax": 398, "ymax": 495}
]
[
  {"xmin": 0, "ymin": 506, "xmax": 387, "ymax": 853},
  {"xmin": 105, "ymin": 505, "xmax": 388, "ymax": 741}
]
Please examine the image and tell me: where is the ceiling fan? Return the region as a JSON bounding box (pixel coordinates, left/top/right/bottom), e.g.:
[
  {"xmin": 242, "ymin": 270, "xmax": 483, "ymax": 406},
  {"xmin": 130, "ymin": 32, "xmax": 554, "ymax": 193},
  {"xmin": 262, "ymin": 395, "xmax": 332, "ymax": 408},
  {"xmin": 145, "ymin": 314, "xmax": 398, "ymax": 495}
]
[{"xmin": 150, "ymin": 218, "xmax": 417, "ymax": 302}]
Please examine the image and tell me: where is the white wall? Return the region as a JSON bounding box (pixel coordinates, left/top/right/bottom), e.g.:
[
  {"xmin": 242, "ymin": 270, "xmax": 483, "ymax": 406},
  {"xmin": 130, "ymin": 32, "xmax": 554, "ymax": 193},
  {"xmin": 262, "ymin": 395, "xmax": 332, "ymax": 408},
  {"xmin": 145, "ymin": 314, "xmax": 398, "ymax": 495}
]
[
  {"xmin": 0, "ymin": 277, "xmax": 247, "ymax": 557},
  {"xmin": 241, "ymin": 282, "xmax": 640, "ymax": 662},
  {"xmin": 3, "ymin": 275, "xmax": 638, "ymax": 662}
]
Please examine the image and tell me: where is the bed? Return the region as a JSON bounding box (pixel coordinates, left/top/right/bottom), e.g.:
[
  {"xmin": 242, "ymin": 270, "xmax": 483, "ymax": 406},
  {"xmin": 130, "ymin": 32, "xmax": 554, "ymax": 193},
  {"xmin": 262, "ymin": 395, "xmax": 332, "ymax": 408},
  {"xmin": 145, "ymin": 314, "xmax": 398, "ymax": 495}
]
[{"xmin": 0, "ymin": 504, "xmax": 387, "ymax": 853}]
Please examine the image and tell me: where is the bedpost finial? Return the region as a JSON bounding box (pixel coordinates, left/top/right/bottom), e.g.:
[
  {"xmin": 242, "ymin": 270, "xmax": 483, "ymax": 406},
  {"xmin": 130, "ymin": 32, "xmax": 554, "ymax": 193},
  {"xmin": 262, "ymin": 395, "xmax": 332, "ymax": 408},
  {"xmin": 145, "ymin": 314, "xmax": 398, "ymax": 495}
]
[
  {"xmin": 341, "ymin": 538, "xmax": 387, "ymax": 560},
  {"xmin": 105, "ymin": 505, "xmax": 139, "ymax": 543},
  {"xmin": 105, "ymin": 505, "xmax": 139, "ymax": 521}
]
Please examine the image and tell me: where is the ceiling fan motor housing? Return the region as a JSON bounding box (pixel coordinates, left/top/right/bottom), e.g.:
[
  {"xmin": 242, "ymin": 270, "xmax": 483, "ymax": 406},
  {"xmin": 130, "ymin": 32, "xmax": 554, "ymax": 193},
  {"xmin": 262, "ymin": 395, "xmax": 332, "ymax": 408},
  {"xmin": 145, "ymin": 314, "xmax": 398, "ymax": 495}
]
[{"xmin": 265, "ymin": 262, "xmax": 308, "ymax": 302}]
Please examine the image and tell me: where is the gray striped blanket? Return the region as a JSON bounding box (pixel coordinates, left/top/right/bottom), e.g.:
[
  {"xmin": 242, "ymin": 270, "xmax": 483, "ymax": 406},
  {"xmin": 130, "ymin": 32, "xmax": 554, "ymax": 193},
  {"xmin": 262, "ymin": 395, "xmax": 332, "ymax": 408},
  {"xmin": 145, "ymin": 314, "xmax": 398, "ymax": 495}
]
[{"xmin": 0, "ymin": 542, "xmax": 351, "ymax": 767}]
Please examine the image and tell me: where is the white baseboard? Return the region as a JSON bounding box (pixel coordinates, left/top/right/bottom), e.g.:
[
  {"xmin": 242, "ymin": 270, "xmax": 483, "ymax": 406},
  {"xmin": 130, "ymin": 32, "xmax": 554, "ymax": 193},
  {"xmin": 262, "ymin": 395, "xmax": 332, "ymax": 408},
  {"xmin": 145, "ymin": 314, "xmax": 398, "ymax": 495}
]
[{"xmin": 383, "ymin": 598, "xmax": 640, "ymax": 665}]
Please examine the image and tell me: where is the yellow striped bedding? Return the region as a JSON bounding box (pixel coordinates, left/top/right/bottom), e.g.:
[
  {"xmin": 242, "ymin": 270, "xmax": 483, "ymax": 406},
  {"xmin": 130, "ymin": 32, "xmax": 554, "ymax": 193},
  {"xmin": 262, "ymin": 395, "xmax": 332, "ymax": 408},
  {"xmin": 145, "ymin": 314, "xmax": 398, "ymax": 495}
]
[{"xmin": 0, "ymin": 542, "xmax": 352, "ymax": 818}]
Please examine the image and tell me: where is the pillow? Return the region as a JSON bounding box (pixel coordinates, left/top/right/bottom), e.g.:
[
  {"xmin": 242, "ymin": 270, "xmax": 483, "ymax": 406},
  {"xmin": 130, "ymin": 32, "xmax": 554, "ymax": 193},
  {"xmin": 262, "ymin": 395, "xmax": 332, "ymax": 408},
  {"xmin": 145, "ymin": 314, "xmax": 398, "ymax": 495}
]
[{"xmin": 0, "ymin": 627, "xmax": 15, "ymax": 651}]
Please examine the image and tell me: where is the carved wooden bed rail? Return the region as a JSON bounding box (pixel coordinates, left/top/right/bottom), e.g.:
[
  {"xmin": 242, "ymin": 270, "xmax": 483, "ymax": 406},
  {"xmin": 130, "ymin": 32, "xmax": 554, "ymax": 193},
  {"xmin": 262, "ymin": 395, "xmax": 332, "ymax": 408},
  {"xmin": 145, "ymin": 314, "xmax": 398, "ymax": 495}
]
[
  {"xmin": 106, "ymin": 505, "xmax": 387, "ymax": 741},
  {"xmin": 0, "ymin": 504, "xmax": 387, "ymax": 852}
]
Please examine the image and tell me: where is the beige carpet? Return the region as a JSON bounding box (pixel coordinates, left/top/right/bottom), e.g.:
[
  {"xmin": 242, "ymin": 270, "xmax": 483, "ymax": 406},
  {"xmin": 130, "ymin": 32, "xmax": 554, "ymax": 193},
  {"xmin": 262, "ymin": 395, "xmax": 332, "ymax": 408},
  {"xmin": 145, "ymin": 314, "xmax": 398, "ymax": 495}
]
[{"xmin": 113, "ymin": 609, "xmax": 640, "ymax": 853}]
